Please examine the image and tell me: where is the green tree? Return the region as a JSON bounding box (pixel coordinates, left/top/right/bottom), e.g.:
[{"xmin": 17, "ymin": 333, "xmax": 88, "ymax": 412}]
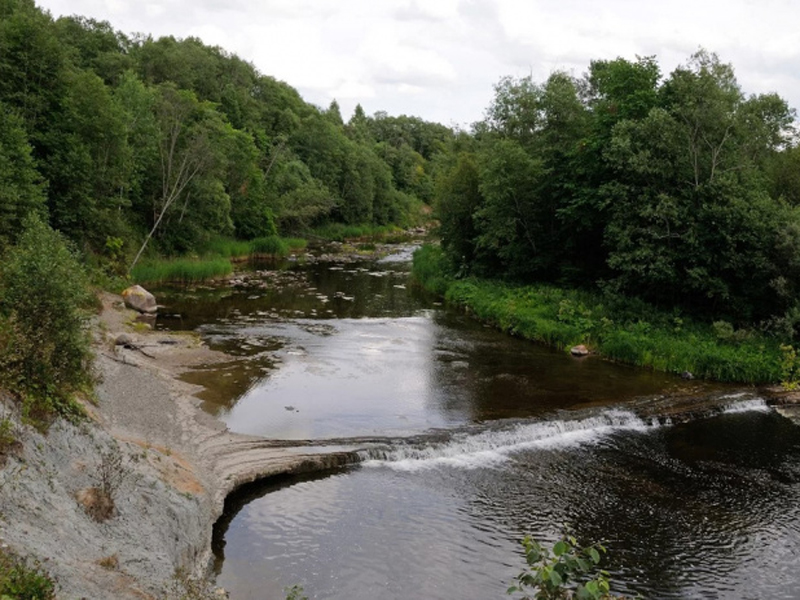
[
  {"xmin": 0, "ymin": 214, "xmax": 92, "ymax": 425},
  {"xmin": 0, "ymin": 102, "xmax": 46, "ymax": 247}
]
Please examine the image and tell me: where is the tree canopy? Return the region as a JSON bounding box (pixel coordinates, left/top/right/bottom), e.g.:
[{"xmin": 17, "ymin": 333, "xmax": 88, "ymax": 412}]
[
  {"xmin": 0, "ymin": 0, "xmax": 453, "ymax": 263},
  {"xmin": 437, "ymin": 51, "xmax": 800, "ymax": 326}
]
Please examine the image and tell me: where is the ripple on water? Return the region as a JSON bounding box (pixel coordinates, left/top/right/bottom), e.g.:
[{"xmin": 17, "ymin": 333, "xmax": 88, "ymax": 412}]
[{"xmin": 215, "ymin": 411, "xmax": 800, "ymax": 600}]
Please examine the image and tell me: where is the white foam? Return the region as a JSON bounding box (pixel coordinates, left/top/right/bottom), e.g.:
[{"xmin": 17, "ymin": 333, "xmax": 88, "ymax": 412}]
[
  {"xmin": 722, "ymin": 397, "xmax": 770, "ymax": 414},
  {"xmin": 362, "ymin": 410, "xmax": 658, "ymax": 472}
]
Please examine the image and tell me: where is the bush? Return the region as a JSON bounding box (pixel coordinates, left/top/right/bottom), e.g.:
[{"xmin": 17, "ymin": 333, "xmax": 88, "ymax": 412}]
[
  {"xmin": 411, "ymin": 244, "xmax": 451, "ymax": 297},
  {"xmin": 508, "ymin": 534, "xmax": 627, "ymax": 600},
  {"xmin": 0, "ymin": 548, "xmax": 57, "ymax": 600},
  {"xmin": 0, "ymin": 215, "xmax": 93, "ymax": 426}
]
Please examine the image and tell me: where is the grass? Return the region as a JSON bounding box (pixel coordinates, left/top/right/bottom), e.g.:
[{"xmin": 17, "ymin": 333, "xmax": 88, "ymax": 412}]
[
  {"xmin": 310, "ymin": 223, "xmax": 407, "ymax": 242},
  {"xmin": 202, "ymin": 237, "xmax": 253, "ymax": 258},
  {"xmin": 412, "ymin": 245, "xmax": 783, "ymax": 384},
  {"xmin": 249, "ymin": 235, "xmax": 289, "ymax": 256},
  {"xmin": 131, "ymin": 257, "xmax": 233, "ymax": 285},
  {"xmin": 131, "ymin": 236, "xmax": 309, "ymax": 284},
  {"xmin": 201, "ymin": 236, "xmax": 307, "ymax": 259}
]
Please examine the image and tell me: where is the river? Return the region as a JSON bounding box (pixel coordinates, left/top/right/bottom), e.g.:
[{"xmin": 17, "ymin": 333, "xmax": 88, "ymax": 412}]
[{"xmin": 154, "ymin": 243, "xmax": 800, "ymax": 600}]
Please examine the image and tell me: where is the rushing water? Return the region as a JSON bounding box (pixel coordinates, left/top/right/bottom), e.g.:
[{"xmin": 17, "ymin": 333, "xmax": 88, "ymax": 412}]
[{"xmin": 154, "ymin": 245, "xmax": 800, "ymax": 599}]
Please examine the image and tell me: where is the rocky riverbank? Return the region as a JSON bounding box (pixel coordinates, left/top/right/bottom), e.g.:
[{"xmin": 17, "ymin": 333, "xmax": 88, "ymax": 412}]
[
  {"xmin": 0, "ymin": 294, "xmax": 360, "ymax": 598},
  {"xmin": 2, "ymin": 287, "xmax": 799, "ymax": 599}
]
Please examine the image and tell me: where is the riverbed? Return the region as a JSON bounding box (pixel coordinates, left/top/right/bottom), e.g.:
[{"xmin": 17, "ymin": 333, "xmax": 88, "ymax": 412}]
[{"xmin": 154, "ymin": 244, "xmax": 798, "ymax": 599}]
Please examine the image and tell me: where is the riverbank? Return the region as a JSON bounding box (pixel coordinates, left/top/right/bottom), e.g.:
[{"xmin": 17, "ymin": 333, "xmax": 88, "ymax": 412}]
[
  {"xmin": 411, "ymin": 245, "xmax": 786, "ymax": 385},
  {"xmin": 0, "ymin": 293, "xmax": 361, "ymax": 598},
  {"xmin": 2, "ymin": 250, "xmax": 800, "ymax": 598}
]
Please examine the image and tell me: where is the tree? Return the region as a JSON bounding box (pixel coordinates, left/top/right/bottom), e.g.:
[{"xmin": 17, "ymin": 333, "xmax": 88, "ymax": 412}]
[
  {"xmin": 130, "ymin": 84, "xmax": 225, "ymax": 266},
  {"xmin": 0, "ymin": 102, "xmax": 46, "ymax": 247},
  {"xmin": 435, "ymin": 152, "xmax": 482, "ymax": 272},
  {"xmin": 0, "ymin": 214, "xmax": 92, "ymax": 425}
]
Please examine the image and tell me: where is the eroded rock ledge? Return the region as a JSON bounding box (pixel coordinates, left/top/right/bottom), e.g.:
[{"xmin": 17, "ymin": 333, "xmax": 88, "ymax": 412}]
[{"xmin": 0, "ymin": 295, "xmax": 363, "ymax": 599}]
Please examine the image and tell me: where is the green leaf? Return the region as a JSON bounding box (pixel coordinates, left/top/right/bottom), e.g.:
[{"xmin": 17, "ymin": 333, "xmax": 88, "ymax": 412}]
[
  {"xmin": 549, "ymin": 570, "xmax": 563, "ymax": 587},
  {"xmin": 588, "ymin": 547, "xmax": 601, "ymax": 563},
  {"xmin": 553, "ymin": 541, "xmax": 569, "ymax": 557}
]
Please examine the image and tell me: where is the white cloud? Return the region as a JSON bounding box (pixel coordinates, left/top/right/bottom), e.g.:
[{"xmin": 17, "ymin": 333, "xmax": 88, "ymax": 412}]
[{"xmin": 34, "ymin": 0, "xmax": 800, "ymax": 125}]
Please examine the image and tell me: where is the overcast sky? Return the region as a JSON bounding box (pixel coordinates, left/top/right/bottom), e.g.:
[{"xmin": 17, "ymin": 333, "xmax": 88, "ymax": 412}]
[{"xmin": 35, "ymin": 0, "xmax": 800, "ymax": 127}]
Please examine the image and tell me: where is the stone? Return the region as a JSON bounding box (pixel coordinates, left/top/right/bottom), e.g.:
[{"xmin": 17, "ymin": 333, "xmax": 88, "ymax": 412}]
[
  {"xmin": 681, "ymin": 371, "xmax": 694, "ymax": 380},
  {"xmin": 122, "ymin": 285, "xmax": 157, "ymax": 314},
  {"xmin": 570, "ymin": 344, "xmax": 590, "ymax": 356},
  {"xmin": 114, "ymin": 333, "xmax": 133, "ymax": 346}
]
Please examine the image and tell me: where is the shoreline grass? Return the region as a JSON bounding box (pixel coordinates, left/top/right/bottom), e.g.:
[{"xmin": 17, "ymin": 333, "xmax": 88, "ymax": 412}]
[
  {"xmin": 131, "ymin": 257, "xmax": 233, "ymax": 285},
  {"xmin": 411, "ymin": 245, "xmax": 783, "ymax": 384},
  {"xmin": 201, "ymin": 235, "xmax": 308, "ymax": 259},
  {"xmin": 310, "ymin": 223, "xmax": 407, "ymax": 243}
]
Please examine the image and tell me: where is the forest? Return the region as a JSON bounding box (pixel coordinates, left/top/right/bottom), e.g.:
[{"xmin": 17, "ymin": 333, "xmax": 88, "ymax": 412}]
[
  {"xmin": 2, "ymin": 0, "xmax": 800, "ymax": 388},
  {"xmin": 436, "ymin": 52, "xmax": 800, "ymax": 328},
  {"xmin": 0, "ymin": 0, "xmax": 453, "ymax": 268}
]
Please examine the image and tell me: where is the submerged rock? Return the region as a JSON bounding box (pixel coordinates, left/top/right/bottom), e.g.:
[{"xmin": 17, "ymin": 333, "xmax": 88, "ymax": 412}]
[
  {"xmin": 570, "ymin": 344, "xmax": 590, "ymax": 357},
  {"xmin": 122, "ymin": 285, "xmax": 157, "ymax": 314}
]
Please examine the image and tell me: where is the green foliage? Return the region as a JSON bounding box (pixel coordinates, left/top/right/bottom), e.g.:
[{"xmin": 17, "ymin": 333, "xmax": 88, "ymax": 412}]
[
  {"xmin": 284, "ymin": 584, "xmax": 308, "ymax": 600},
  {"xmin": 249, "ymin": 235, "xmax": 289, "ymax": 256},
  {"xmin": 202, "ymin": 236, "xmax": 253, "ymax": 258},
  {"xmin": 283, "ymin": 237, "xmax": 308, "ymax": 251},
  {"xmin": 443, "ymin": 50, "xmax": 800, "ymax": 327},
  {"xmin": 0, "ymin": 102, "xmax": 47, "ymax": 248},
  {"xmin": 202, "ymin": 235, "xmax": 305, "ymax": 258},
  {"xmin": 310, "ymin": 222, "xmax": 405, "ymax": 242},
  {"xmin": 412, "ymin": 246, "xmax": 783, "ymax": 383},
  {"xmin": 507, "ymin": 534, "xmax": 625, "ymax": 600},
  {"xmin": 131, "ymin": 257, "xmax": 232, "ymax": 285},
  {"xmin": 0, "ymin": 214, "xmax": 92, "ymax": 426},
  {"xmin": 0, "ymin": 548, "xmax": 57, "ymax": 600},
  {"xmin": 0, "ymin": 0, "xmax": 435, "ymax": 267},
  {"xmin": 0, "ymin": 416, "xmax": 16, "ymax": 455},
  {"xmin": 780, "ymin": 345, "xmax": 800, "ymax": 390},
  {"xmin": 411, "ymin": 245, "xmax": 452, "ymax": 298}
]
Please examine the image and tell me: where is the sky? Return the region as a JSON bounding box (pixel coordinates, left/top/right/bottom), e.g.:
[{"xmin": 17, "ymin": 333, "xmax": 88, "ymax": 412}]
[{"xmin": 35, "ymin": 0, "xmax": 800, "ymax": 128}]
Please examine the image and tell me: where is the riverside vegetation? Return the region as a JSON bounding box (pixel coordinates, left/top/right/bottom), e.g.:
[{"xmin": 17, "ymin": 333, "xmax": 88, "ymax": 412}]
[
  {"xmin": 418, "ymin": 50, "xmax": 800, "ymax": 386},
  {"xmin": 2, "ymin": 0, "xmax": 800, "ymax": 594}
]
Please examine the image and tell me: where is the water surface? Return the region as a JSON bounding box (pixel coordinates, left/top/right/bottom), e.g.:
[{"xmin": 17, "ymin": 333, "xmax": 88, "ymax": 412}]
[{"xmin": 152, "ymin": 246, "xmax": 793, "ymax": 599}]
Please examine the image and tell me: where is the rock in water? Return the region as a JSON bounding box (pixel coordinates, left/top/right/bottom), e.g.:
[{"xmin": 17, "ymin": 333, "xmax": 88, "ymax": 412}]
[
  {"xmin": 570, "ymin": 344, "xmax": 590, "ymax": 356},
  {"xmin": 122, "ymin": 285, "xmax": 158, "ymax": 314}
]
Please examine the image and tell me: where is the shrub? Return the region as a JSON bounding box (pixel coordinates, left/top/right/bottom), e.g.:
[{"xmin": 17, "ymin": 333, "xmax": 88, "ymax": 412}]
[
  {"xmin": 79, "ymin": 446, "xmax": 129, "ymax": 522},
  {"xmin": 411, "ymin": 245, "xmax": 451, "ymax": 297},
  {"xmin": 0, "ymin": 548, "xmax": 57, "ymax": 600},
  {"xmin": 508, "ymin": 534, "xmax": 627, "ymax": 600},
  {"xmin": 0, "ymin": 214, "xmax": 93, "ymax": 426}
]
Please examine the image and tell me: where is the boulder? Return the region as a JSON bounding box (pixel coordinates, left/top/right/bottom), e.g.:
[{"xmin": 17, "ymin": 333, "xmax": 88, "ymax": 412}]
[
  {"xmin": 114, "ymin": 333, "xmax": 133, "ymax": 347},
  {"xmin": 570, "ymin": 344, "xmax": 590, "ymax": 357},
  {"xmin": 122, "ymin": 285, "xmax": 157, "ymax": 314}
]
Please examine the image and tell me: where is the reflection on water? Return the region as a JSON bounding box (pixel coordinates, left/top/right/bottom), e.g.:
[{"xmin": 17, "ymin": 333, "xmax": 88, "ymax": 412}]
[
  {"xmin": 155, "ymin": 250, "xmax": 701, "ymax": 438},
  {"xmin": 214, "ymin": 409, "xmax": 800, "ymax": 600},
  {"xmin": 153, "ymin": 246, "xmax": 795, "ymax": 599}
]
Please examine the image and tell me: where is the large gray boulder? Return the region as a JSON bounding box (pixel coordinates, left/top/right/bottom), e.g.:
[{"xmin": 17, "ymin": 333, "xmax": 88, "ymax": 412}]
[{"xmin": 121, "ymin": 285, "xmax": 157, "ymax": 314}]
